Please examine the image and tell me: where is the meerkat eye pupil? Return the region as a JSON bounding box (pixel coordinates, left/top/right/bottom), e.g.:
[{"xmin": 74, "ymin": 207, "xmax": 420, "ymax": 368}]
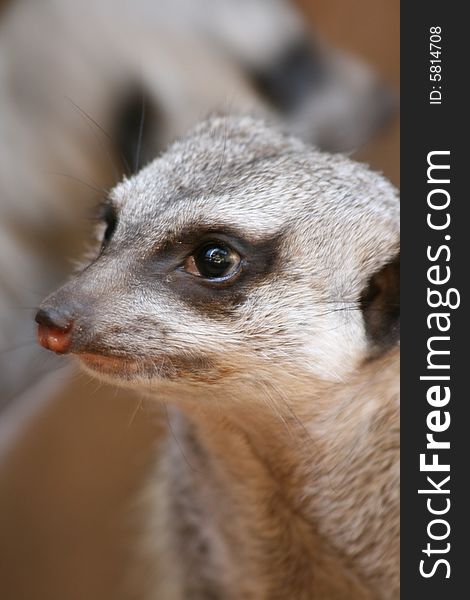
[{"xmin": 191, "ymin": 242, "xmax": 241, "ymax": 280}]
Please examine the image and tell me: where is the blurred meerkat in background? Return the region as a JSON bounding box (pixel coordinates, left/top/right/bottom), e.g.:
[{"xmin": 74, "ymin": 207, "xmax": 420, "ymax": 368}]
[{"xmin": 0, "ymin": 0, "xmax": 395, "ymax": 406}]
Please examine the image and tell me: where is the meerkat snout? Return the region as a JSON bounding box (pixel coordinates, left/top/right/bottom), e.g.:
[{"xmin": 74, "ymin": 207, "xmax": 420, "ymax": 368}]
[{"xmin": 36, "ymin": 116, "xmax": 399, "ymax": 390}]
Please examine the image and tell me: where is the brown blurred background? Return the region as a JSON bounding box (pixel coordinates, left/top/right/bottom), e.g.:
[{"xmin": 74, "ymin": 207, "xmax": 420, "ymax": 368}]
[{"xmin": 0, "ymin": 2, "xmax": 399, "ymax": 599}]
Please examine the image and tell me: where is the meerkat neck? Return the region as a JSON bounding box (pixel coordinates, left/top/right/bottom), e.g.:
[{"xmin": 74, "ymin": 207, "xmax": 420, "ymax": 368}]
[
  {"xmin": 152, "ymin": 348, "xmax": 399, "ymax": 599},
  {"xmin": 162, "ymin": 406, "xmax": 369, "ymax": 599}
]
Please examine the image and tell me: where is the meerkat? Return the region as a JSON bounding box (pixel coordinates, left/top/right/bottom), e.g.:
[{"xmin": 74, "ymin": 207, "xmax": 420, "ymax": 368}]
[
  {"xmin": 35, "ymin": 116, "xmax": 399, "ymax": 599},
  {"xmin": 0, "ymin": 0, "xmax": 395, "ymax": 406}
]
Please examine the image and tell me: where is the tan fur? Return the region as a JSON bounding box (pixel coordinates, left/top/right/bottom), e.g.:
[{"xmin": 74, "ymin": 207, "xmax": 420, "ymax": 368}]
[
  {"xmin": 37, "ymin": 117, "xmax": 400, "ymax": 598},
  {"xmin": 132, "ymin": 348, "xmax": 399, "ymax": 600}
]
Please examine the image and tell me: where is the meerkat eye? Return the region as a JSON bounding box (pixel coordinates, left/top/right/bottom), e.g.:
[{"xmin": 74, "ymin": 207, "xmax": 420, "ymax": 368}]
[{"xmin": 183, "ymin": 242, "xmax": 241, "ymax": 281}]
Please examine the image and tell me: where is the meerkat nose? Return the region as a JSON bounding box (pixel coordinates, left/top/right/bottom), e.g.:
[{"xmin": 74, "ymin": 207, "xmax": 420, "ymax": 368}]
[{"xmin": 35, "ymin": 308, "xmax": 73, "ymax": 354}]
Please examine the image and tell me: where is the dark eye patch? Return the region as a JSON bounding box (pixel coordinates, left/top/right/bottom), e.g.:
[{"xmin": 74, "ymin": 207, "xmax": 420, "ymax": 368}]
[{"xmin": 140, "ymin": 225, "xmax": 284, "ymax": 318}]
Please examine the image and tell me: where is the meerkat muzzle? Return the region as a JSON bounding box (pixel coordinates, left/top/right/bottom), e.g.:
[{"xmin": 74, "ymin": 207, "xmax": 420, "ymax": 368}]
[{"xmin": 35, "ymin": 308, "xmax": 73, "ymax": 354}]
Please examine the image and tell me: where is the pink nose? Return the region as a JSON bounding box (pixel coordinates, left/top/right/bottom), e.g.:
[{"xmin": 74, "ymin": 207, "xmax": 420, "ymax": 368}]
[{"xmin": 35, "ymin": 308, "xmax": 73, "ymax": 354}]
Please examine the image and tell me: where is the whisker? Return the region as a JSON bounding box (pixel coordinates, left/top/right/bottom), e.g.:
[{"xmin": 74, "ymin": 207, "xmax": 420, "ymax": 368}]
[
  {"xmin": 64, "ymin": 96, "xmax": 124, "ymax": 184},
  {"xmin": 134, "ymin": 92, "xmax": 146, "ymax": 174},
  {"xmin": 4, "ymin": 306, "xmax": 40, "ymax": 311},
  {"xmin": 50, "ymin": 171, "xmax": 105, "ymax": 195},
  {"xmin": 162, "ymin": 401, "xmax": 200, "ymax": 474},
  {"xmin": 8, "ymin": 283, "xmax": 51, "ymax": 298},
  {"xmin": 206, "ymin": 115, "xmax": 229, "ymax": 199},
  {"xmin": 128, "ymin": 396, "xmax": 144, "ymax": 427}
]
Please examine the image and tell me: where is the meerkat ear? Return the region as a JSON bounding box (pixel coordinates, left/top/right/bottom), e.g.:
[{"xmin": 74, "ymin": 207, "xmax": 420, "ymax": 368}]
[{"xmin": 360, "ymin": 253, "xmax": 400, "ymax": 357}]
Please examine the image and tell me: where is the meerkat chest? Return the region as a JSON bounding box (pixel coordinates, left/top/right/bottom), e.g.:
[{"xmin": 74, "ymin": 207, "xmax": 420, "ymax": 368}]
[
  {"xmin": 164, "ymin": 451, "xmax": 314, "ymax": 599},
  {"xmin": 146, "ymin": 414, "xmax": 374, "ymax": 600}
]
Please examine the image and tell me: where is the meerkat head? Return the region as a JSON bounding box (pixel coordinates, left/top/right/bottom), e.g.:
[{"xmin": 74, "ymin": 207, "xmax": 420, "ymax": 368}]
[{"xmin": 35, "ymin": 117, "xmax": 399, "ymax": 401}]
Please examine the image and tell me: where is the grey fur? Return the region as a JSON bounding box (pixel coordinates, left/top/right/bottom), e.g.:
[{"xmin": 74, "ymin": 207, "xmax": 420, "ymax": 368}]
[
  {"xmin": 39, "ymin": 117, "xmax": 400, "ymax": 599},
  {"xmin": 0, "ymin": 0, "xmax": 394, "ymax": 405}
]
